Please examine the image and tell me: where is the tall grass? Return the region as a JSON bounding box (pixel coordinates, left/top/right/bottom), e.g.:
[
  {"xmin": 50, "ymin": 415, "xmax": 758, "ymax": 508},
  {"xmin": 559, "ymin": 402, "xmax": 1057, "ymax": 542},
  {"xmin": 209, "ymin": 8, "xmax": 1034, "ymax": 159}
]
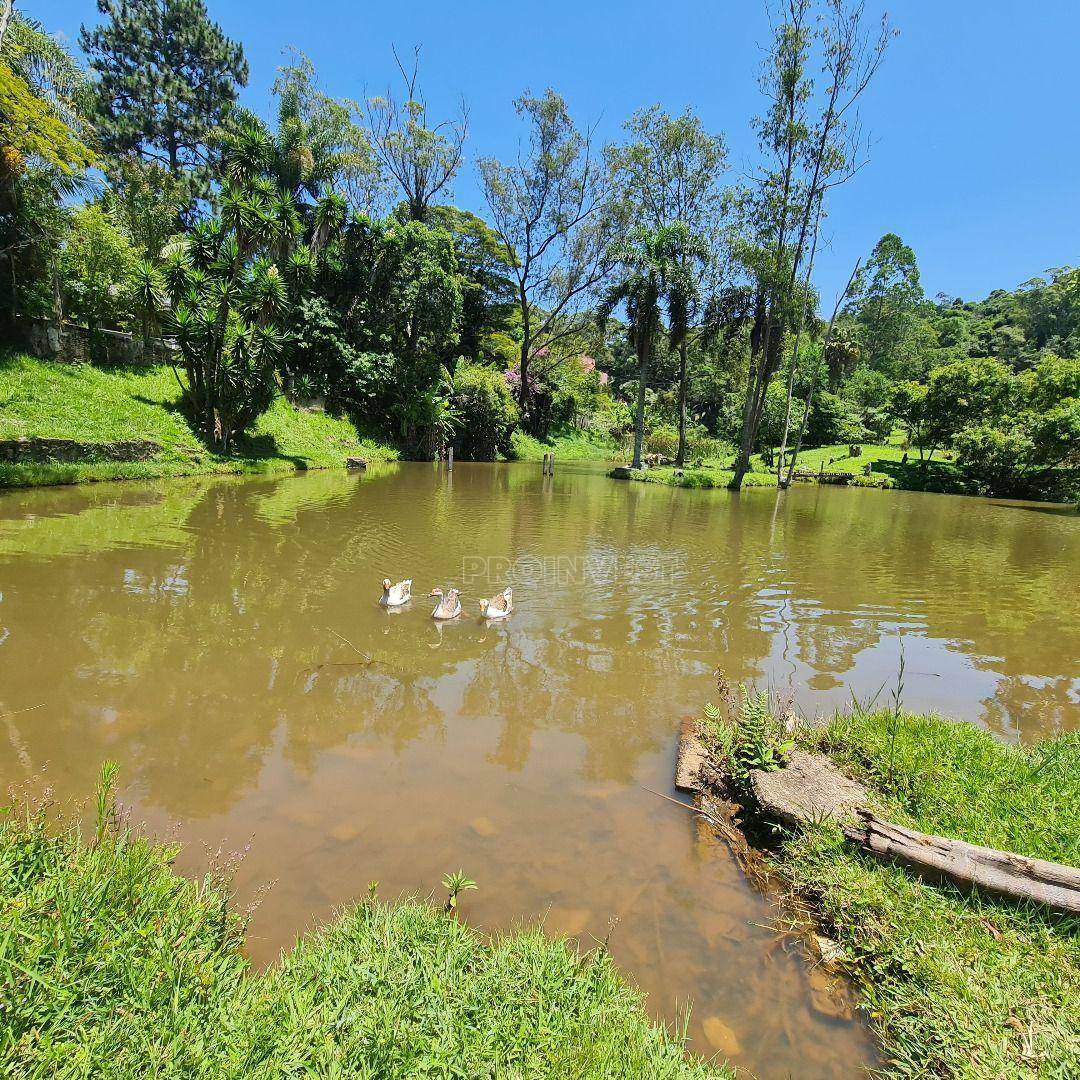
[
  {"xmin": 0, "ymin": 778, "xmax": 728, "ymax": 1079},
  {"xmin": 787, "ymin": 710, "xmax": 1080, "ymax": 1078}
]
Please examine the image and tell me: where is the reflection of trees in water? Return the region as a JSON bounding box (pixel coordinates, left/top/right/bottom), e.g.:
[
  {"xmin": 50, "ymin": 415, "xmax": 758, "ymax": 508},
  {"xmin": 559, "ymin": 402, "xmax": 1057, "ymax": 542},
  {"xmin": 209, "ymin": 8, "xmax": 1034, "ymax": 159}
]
[
  {"xmin": 0, "ymin": 472, "xmax": 418, "ymax": 816},
  {"xmin": 980, "ymin": 675, "xmax": 1080, "ymax": 743},
  {"xmin": 0, "ymin": 467, "xmax": 1076, "ymax": 827}
]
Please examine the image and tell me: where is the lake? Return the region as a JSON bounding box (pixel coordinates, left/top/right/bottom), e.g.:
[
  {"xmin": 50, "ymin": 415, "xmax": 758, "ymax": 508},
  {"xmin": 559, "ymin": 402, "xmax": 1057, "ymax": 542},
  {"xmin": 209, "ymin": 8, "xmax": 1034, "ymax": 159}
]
[{"xmin": 0, "ymin": 462, "xmax": 1076, "ymax": 1077}]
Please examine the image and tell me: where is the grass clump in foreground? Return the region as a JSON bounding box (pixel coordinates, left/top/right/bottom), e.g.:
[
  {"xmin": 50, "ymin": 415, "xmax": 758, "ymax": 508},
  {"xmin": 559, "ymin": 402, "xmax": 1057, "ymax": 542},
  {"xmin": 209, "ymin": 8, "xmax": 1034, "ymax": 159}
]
[
  {"xmin": 0, "ymin": 353, "xmax": 395, "ymax": 488},
  {"xmin": 781, "ymin": 710, "xmax": 1080, "ymax": 1078},
  {"xmin": 0, "ymin": 773, "xmax": 728, "ymax": 1079}
]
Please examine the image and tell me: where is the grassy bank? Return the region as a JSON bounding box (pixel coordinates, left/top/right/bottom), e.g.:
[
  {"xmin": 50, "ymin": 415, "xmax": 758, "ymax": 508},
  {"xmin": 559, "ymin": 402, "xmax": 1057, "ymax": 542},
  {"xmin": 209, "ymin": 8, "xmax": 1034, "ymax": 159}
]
[
  {"xmin": 0, "ymin": 777, "xmax": 728, "ymax": 1079},
  {"xmin": 704, "ymin": 705, "xmax": 1080, "ymax": 1078},
  {"xmin": 509, "ymin": 428, "xmax": 619, "ymax": 462},
  {"xmin": 0, "ymin": 354, "xmax": 396, "ymax": 488},
  {"xmin": 612, "ymin": 438, "xmax": 961, "ymax": 491}
]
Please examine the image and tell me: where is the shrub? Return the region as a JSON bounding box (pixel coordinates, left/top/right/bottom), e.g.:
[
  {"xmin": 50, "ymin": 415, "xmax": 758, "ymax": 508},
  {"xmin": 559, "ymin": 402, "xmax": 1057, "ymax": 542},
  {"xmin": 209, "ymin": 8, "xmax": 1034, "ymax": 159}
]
[{"xmin": 452, "ymin": 359, "xmax": 519, "ymax": 460}]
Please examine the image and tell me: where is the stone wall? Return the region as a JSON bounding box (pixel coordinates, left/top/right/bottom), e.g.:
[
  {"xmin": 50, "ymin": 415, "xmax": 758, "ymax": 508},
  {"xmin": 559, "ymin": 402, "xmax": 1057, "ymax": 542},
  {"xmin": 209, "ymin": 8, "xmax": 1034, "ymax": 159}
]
[{"xmin": 0, "ymin": 438, "xmax": 162, "ymax": 463}]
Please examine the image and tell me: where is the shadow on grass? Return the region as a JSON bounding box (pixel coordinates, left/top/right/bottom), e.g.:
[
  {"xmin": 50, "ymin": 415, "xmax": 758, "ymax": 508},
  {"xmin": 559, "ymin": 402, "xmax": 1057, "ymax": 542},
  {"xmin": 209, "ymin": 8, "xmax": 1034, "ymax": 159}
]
[{"xmin": 875, "ymin": 459, "xmax": 968, "ymax": 494}]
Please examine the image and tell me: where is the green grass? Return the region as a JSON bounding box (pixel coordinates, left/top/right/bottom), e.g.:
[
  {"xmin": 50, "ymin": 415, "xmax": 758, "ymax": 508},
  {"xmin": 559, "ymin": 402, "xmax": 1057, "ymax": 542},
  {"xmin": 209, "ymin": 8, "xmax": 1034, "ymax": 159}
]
[
  {"xmin": 0, "ymin": 779, "xmax": 729, "ymax": 1079},
  {"xmin": 613, "ymin": 439, "xmax": 973, "ymax": 494},
  {"xmin": 509, "ymin": 428, "xmax": 619, "ymax": 462},
  {"xmin": 0, "ymin": 354, "xmax": 395, "ymax": 488},
  {"xmin": 780, "ymin": 710, "xmax": 1080, "ymax": 1078}
]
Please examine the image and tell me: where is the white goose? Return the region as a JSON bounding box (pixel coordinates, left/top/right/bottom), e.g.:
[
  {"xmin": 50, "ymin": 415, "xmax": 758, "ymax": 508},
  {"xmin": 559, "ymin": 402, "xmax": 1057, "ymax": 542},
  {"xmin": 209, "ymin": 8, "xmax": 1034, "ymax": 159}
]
[
  {"xmin": 430, "ymin": 587, "xmax": 462, "ymax": 620},
  {"xmin": 379, "ymin": 578, "xmax": 412, "ymax": 607},
  {"xmin": 479, "ymin": 587, "xmax": 513, "ymax": 620}
]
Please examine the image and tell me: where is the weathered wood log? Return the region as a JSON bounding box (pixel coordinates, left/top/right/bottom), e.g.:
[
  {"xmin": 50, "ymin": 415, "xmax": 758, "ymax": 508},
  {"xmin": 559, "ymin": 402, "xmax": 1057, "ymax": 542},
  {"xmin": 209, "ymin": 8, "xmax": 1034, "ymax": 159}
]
[
  {"xmin": 345, "ymin": 456, "xmax": 367, "ymax": 469},
  {"xmin": 750, "ymin": 750, "xmax": 868, "ymax": 827},
  {"xmin": 843, "ymin": 811, "xmax": 1080, "ymax": 916}
]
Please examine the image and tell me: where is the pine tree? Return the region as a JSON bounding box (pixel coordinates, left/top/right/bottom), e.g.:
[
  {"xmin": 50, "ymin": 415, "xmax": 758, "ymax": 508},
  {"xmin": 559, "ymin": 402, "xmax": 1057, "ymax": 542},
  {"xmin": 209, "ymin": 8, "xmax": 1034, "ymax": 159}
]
[{"xmin": 80, "ymin": 0, "xmax": 247, "ymax": 203}]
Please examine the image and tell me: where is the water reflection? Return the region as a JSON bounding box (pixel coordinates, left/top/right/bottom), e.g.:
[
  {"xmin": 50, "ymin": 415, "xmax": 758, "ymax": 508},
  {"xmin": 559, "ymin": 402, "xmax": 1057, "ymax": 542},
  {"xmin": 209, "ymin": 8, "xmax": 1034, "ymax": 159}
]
[{"xmin": 0, "ymin": 464, "xmax": 1077, "ymax": 1077}]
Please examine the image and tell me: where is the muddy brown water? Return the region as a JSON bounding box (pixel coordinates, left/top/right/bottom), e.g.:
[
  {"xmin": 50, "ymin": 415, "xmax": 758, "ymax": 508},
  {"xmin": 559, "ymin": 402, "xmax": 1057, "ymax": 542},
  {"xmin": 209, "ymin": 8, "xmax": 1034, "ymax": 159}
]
[{"xmin": 1, "ymin": 462, "xmax": 1077, "ymax": 1077}]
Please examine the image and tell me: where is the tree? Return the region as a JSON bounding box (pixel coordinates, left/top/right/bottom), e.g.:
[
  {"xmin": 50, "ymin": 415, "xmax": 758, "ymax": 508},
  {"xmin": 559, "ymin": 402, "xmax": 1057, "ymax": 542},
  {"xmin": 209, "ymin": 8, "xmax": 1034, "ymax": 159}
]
[
  {"xmin": 80, "ymin": 0, "xmax": 248, "ymax": 206},
  {"xmin": 366, "ymin": 47, "xmax": 466, "ymax": 223},
  {"xmin": 662, "ymin": 225, "xmax": 710, "ymax": 465},
  {"xmin": 890, "ymin": 355, "xmax": 1009, "ymax": 469},
  {"xmin": 1, "ymin": 12, "xmax": 93, "ymax": 336},
  {"xmin": 599, "ymin": 225, "xmax": 678, "ymax": 469},
  {"xmin": 160, "ymin": 178, "xmax": 297, "ymax": 449},
  {"xmin": 451, "ymin": 359, "xmax": 519, "ymax": 460},
  {"xmin": 102, "ymin": 158, "xmax": 187, "ymax": 260},
  {"xmin": 607, "ymin": 105, "xmax": 728, "ymax": 466},
  {"xmin": 951, "ymin": 355, "xmax": 1080, "ymax": 496},
  {"xmin": 729, "ymin": 0, "xmax": 891, "ymax": 490},
  {"xmin": 849, "ymin": 232, "xmax": 923, "ymax": 374},
  {"xmin": 60, "ymin": 203, "xmax": 140, "ymax": 332},
  {"xmin": 299, "ymin": 211, "xmax": 465, "ymax": 452},
  {"xmin": 478, "ymin": 89, "xmax": 610, "ymax": 430},
  {"xmin": 426, "ymin": 205, "xmax": 517, "ymax": 364}
]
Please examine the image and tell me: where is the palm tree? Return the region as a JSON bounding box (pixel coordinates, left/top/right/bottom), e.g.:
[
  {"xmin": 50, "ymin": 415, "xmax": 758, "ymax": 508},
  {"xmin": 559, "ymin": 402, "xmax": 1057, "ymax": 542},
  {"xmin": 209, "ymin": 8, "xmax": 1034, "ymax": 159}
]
[
  {"xmin": 663, "ymin": 223, "xmax": 709, "ymax": 467},
  {"xmin": 599, "ymin": 226, "xmax": 669, "ymax": 470}
]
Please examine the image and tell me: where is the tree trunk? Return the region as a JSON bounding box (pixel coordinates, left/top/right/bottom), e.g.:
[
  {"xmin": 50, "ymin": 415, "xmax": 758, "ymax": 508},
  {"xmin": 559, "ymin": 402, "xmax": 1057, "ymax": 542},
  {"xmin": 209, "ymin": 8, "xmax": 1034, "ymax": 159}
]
[
  {"xmin": 729, "ymin": 352, "xmax": 762, "ymax": 489},
  {"xmin": 631, "ymin": 332, "xmax": 650, "ymax": 470},
  {"xmin": 783, "ymin": 260, "xmax": 862, "ymax": 489},
  {"xmin": 0, "ymin": 0, "xmax": 13, "ymax": 52},
  {"xmin": 517, "ymin": 288, "xmax": 533, "ymax": 429},
  {"xmin": 675, "ymin": 339, "xmax": 688, "ymax": 468}
]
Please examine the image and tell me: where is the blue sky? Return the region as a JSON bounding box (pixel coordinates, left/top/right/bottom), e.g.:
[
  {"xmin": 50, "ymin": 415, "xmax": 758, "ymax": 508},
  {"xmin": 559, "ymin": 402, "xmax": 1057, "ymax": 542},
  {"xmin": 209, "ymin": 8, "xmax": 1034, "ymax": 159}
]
[{"xmin": 37, "ymin": 0, "xmax": 1080, "ymax": 305}]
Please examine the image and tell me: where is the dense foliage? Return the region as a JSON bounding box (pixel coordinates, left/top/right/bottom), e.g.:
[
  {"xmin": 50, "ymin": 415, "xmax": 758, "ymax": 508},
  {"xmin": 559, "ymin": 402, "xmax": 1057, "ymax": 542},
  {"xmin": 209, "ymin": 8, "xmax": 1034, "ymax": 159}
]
[{"xmin": 0, "ymin": 0, "xmax": 1076, "ymax": 497}]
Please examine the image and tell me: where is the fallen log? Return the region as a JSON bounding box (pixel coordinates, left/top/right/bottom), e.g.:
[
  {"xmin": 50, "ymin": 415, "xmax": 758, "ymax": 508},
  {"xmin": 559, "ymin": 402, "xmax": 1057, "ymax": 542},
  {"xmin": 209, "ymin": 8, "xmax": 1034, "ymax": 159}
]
[
  {"xmin": 843, "ymin": 811, "xmax": 1080, "ymax": 916},
  {"xmin": 674, "ymin": 718, "xmax": 711, "ymax": 793}
]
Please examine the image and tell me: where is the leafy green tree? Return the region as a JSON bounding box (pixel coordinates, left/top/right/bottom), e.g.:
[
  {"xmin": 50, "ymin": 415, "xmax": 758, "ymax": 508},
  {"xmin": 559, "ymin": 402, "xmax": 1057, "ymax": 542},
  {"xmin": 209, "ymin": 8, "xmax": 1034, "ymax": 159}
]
[
  {"xmin": 225, "ymin": 54, "xmax": 377, "ymax": 227},
  {"xmin": 80, "ymin": 0, "xmax": 248, "ymax": 206},
  {"xmin": 1, "ymin": 15, "xmax": 93, "ymax": 184},
  {"xmin": 59, "ymin": 203, "xmax": 140, "ymax": 331},
  {"xmin": 300, "ymin": 212, "xmax": 465, "ymax": 452},
  {"xmin": 891, "ymin": 356, "xmax": 1010, "ymax": 468},
  {"xmin": 849, "ymin": 233, "xmax": 923, "ymax": 375},
  {"xmin": 479, "ymin": 89, "xmax": 610, "ymax": 430},
  {"xmin": 599, "ymin": 225, "xmax": 673, "ymax": 469},
  {"xmin": 840, "ymin": 365, "xmax": 892, "ymax": 439},
  {"xmin": 951, "ymin": 354, "xmax": 1080, "ymax": 496},
  {"xmin": 102, "ymin": 158, "xmax": 187, "ymax": 260},
  {"xmin": 427, "ymin": 205, "xmax": 517, "ymax": 364},
  {"xmin": 1, "ymin": 12, "xmax": 93, "ymax": 335},
  {"xmin": 451, "ymin": 359, "xmax": 519, "ymax": 460},
  {"xmin": 729, "ymin": 0, "xmax": 892, "ymax": 490}
]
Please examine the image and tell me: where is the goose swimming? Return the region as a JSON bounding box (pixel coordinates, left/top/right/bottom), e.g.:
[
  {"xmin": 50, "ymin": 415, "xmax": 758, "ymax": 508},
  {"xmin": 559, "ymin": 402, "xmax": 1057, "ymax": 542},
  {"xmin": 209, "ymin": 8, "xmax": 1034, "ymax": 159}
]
[
  {"xmin": 380, "ymin": 578, "xmax": 412, "ymax": 607},
  {"xmin": 431, "ymin": 587, "xmax": 462, "ymax": 620},
  {"xmin": 479, "ymin": 587, "xmax": 513, "ymax": 620}
]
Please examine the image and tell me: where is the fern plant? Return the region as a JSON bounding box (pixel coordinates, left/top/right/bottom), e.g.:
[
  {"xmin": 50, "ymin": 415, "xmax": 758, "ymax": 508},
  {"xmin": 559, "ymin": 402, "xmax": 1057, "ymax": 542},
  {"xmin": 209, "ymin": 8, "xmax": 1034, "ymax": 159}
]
[{"xmin": 700, "ymin": 687, "xmax": 795, "ymax": 789}]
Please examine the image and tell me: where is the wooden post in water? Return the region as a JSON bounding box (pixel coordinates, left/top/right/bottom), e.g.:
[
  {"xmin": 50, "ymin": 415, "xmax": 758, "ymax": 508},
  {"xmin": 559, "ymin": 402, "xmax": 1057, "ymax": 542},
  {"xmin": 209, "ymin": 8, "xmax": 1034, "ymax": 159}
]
[
  {"xmin": 447, "ymin": 446, "xmax": 453, "ymax": 471},
  {"xmin": 542, "ymin": 453, "xmax": 549, "ymax": 476},
  {"xmin": 548, "ymin": 451, "xmax": 554, "ymax": 475}
]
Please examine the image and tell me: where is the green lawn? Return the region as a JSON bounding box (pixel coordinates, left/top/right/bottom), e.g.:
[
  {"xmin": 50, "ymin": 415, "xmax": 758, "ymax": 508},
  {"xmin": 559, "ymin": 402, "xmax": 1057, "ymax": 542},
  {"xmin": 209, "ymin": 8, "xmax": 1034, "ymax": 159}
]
[
  {"xmin": 0, "ymin": 353, "xmax": 395, "ymax": 487},
  {"xmin": 0, "ymin": 775, "xmax": 729, "ymax": 1079},
  {"xmin": 781, "ymin": 711, "xmax": 1080, "ymax": 1078},
  {"xmin": 615, "ymin": 437, "xmax": 969, "ymax": 493}
]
